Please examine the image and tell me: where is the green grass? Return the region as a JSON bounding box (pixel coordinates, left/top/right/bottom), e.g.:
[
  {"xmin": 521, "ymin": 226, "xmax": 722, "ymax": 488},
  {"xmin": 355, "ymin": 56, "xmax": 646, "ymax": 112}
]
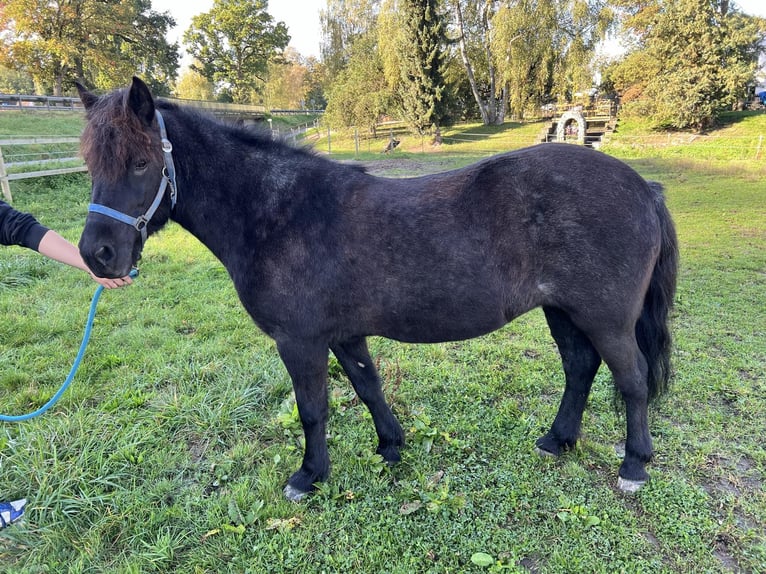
[
  {"xmin": 603, "ymin": 111, "xmax": 766, "ymax": 163},
  {"xmin": 313, "ymin": 120, "xmax": 546, "ymax": 158},
  {"xmin": 0, "ymin": 110, "xmax": 764, "ymax": 572}
]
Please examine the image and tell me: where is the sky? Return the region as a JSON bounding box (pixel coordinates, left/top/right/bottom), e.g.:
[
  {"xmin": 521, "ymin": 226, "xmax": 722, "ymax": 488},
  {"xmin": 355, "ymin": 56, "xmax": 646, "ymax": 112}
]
[{"xmin": 152, "ymin": 0, "xmax": 766, "ymax": 69}]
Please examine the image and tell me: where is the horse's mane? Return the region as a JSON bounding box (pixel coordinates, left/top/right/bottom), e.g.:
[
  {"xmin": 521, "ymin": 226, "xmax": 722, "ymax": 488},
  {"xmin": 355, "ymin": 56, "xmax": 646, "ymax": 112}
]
[
  {"xmin": 81, "ymin": 91, "xmax": 368, "ymax": 183},
  {"xmin": 154, "ymin": 101, "xmax": 368, "ymax": 175}
]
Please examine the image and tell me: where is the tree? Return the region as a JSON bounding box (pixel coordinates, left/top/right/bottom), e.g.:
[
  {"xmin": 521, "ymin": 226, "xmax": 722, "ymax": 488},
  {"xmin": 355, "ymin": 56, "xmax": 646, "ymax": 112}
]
[
  {"xmin": 303, "ymin": 57, "xmax": 328, "ymax": 110},
  {"xmin": 265, "ymin": 48, "xmax": 327, "ymax": 109},
  {"xmin": 449, "ymin": 0, "xmax": 612, "ymax": 124},
  {"xmin": 320, "ymin": 0, "xmax": 380, "ymax": 80},
  {"xmin": 606, "ymin": 0, "xmax": 765, "ymax": 130},
  {"xmin": 183, "ymin": 0, "xmax": 290, "ymax": 104},
  {"xmin": 451, "ymin": 0, "xmax": 503, "ymax": 124},
  {"xmin": 492, "ymin": 0, "xmax": 612, "ymax": 119},
  {"xmin": 0, "ymin": 0, "xmax": 178, "ymax": 95},
  {"xmin": 395, "ymin": 0, "xmax": 448, "ymax": 133},
  {"xmin": 323, "ymin": 32, "xmax": 392, "ymax": 131},
  {"xmin": 0, "ymin": 65, "xmax": 34, "ymax": 94},
  {"xmin": 175, "ymin": 68, "xmax": 215, "ymax": 101}
]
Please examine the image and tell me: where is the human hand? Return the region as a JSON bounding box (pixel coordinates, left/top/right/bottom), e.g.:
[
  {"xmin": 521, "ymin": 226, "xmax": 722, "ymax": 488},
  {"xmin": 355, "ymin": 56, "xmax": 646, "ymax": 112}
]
[{"xmin": 89, "ymin": 271, "xmax": 133, "ymax": 289}]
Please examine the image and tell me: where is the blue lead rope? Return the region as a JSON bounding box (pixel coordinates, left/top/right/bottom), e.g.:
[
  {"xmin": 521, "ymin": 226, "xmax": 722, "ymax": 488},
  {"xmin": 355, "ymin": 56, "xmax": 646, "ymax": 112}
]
[{"xmin": 0, "ymin": 269, "xmax": 138, "ymax": 423}]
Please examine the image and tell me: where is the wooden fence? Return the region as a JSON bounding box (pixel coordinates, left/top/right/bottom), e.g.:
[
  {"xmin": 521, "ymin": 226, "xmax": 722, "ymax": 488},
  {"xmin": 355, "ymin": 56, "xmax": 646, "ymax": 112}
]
[{"xmin": 0, "ymin": 137, "xmax": 86, "ymax": 202}]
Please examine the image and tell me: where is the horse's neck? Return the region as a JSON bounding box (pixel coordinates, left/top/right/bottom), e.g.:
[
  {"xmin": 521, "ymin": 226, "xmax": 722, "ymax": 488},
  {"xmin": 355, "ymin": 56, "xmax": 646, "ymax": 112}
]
[{"xmin": 166, "ymin": 114, "xmax": 325, "ymax": 265}]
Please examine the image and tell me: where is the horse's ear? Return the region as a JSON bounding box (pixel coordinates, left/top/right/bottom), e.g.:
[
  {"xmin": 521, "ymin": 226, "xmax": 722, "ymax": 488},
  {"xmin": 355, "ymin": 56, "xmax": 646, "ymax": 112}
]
[
  {"xmin": 124, "ymin": 76, "xmax": 155, "ymax": 127},
  {"xmin": 75, "ymin": 82, "xmax": 98, "ymax": 110}
]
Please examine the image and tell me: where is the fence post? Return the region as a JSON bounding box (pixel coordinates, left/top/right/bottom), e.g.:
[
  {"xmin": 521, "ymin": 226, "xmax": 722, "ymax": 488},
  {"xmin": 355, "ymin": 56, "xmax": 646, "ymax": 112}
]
[
  {"xmin": 354, "ymin": 128, "xmax": 359, "ymax": 156},
  {"xmin": 756, "ymin": 135, "xmax": 763, "ymax": 160},
  {"xmin": 327, "ymin": 127, "xmax": 331, "ymax": 154},
  {"xmin": 0, "ymin": 144, "xmax": 12, "ymax": 202}
]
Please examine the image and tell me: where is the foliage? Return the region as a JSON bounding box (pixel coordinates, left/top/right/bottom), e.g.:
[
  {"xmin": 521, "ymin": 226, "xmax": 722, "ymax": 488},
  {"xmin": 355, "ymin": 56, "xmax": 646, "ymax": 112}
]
[
  {"xmin": 264, "ymin": 49, "xmax": 327, "ymax": 110},
  {"xmin": 395, "ymin": 0, "xmax": 449, "ymax": 133},
  {"xmin": 491, "ymin": 0, "xmax": 613, "ymax": 118},
  {"xmin": 0, "ymin": 65, "xmax": 34, "ymax": 94},
  {"xmin": 448, "ymin": 0, "xmax": 612, "ymax": 125},
  {"xmin": 183, "ymin": 0, "xmax": 290, "ymax": 104},
  {"xmin": 323, "ymin": 33, "xmax": 393, "ymax": 131},
  {"xmin": 174, "ymin": 69, "xmax": 215, "ymax": 102},
  {"xmin": 319, "ymin": 0, "xmax": 380, "ymax": 81},
  {"xmin": 0, "ymin": 0, "xmax": 178, "ymax": 96},
  {"xmin": 323, "ymin": 0, "xmax": 462, "ymax": 130},
  {"xmin": 450, "ymin": 0, "xmax": 505, "ymax": 124},
  {"xmin": 0, "ymin": 109, "xmax": 764, "ymax": 572},
  {"xmin": 605, "ymin": 0, "xmax": 766, "ymax": 130}
]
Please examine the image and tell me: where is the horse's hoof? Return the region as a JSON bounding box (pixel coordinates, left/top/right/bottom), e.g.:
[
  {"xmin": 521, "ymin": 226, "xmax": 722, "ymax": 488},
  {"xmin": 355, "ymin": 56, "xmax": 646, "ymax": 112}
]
[
  {"xmin": 534, "ymin": 446, "xmax": 558, "ymax": 458},
  {"xmin": 283, "ymin": 484, "xmax": 310, "ymax": 502},
  {"xmin": 617, "ymin": 476, "xmax": 646, "ymax": 493}
]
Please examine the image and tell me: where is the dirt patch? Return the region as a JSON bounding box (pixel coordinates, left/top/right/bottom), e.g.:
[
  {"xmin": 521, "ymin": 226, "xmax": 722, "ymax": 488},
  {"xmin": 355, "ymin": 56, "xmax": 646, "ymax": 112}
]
[{"xmin": 703, "ymin": 454, "xmax": 764, "ymax": 497}]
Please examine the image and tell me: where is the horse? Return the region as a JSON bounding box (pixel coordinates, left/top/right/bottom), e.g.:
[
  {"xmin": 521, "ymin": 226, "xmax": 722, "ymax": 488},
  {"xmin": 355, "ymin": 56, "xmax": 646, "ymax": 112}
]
[{"xmin": 76, "ymin": 77, "xmax": 678, "ymax": 501}]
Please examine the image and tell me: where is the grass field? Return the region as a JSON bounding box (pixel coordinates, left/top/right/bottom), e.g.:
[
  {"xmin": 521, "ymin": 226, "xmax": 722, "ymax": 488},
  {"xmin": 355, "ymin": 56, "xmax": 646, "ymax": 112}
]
[{"xmin": 0, "ymin": 109, "xmax": 764, "ymax": 573}]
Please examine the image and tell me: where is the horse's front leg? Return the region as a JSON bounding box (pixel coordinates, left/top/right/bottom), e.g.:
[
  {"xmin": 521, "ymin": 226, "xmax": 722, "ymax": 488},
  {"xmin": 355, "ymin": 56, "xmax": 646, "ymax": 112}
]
[{"xmin": 276, "ymin": 339, "xmax": 330, "ymax": 502}]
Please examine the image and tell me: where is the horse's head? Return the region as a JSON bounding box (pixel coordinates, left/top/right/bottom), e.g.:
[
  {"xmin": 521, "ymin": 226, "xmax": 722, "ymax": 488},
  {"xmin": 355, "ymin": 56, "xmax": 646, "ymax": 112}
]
[{"xmin": 77, "ymin": 77, "xmax": 176, "ymax": 278}]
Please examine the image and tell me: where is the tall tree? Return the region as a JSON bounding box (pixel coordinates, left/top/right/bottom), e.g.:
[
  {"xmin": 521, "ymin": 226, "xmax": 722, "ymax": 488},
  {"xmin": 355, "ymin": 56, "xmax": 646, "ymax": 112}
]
[
  {"xmin": 320, "ymin": 0, "xmax": 380, "ymax": 80},
  {"xmin": 451, "ymin": 0, "xmax": 502, "ymax": 124},
  {"xmin": 492, "ymin": 0, "xmax": 612, "ymax": 119},
  {"xmin": 607, "ymin": 0, "xmax": 765, "ymax": 130},
  {"xmin": 183, "ymin": 0, "xmax": 289, "ymax": 104},
  {"xmin": 323, "ymin": 32, "xmax": 391, "ymax": 131},
  {"xmin": 450, "ymin": 0, "xmax": 612, "ymax": 124},
  {"xmin": 264, "ymin": 48, "xmax": 326, "ymax": 109},
  {"xmin": 396, "ymin": 0, "xmax": 448, "ymax": 133},
  {"xmin": 0, "ymin": 0, "xmax": 178, "ymax": 95},
  {"xmin": 175, "ymin": 68, "xmax": 215, "ymax": 101}
]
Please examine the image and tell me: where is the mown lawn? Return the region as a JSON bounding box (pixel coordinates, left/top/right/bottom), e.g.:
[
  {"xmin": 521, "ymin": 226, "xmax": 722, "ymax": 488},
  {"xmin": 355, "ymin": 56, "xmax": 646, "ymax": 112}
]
[{"xmin": 0, "ymin": 110, "xmax": 764, "ymax": 573}]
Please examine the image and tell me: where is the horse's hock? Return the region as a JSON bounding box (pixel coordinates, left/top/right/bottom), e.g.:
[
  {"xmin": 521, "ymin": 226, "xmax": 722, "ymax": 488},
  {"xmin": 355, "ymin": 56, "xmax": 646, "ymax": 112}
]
[{"xmin": 555, "ymin": 111, "xmax": 587, "ymax": 144}]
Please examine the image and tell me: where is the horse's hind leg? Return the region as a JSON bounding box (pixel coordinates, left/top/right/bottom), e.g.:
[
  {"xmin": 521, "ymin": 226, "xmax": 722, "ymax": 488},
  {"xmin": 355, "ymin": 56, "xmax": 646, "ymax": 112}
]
[
  {"xmin": 536, "ymin": 307, "xmax": 602, "ymax": 456},
  {"xmin": 331, "ymin": 337, "xmax": 405, "ymax": 463},
  {"xmin": 586, "ymin": 327, "xmax": 654, "ymax": 491}
]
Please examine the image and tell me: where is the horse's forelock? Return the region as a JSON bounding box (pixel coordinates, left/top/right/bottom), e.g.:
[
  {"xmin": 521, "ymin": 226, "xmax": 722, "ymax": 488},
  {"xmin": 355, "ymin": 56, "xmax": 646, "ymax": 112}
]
[{"xmin": 81, "ymin": 90, "xmax": 161, "ymax": 183}]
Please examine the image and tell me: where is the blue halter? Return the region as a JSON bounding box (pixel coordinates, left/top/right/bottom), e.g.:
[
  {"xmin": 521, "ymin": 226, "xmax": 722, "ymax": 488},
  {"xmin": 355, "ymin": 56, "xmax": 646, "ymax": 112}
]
[{"xmin": 88, "ymin": 110, "xmax": 178, "ymax": 244}]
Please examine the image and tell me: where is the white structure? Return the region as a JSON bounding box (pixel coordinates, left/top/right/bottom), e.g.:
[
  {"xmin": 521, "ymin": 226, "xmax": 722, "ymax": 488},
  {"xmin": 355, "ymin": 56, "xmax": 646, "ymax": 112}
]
[{"xmin": 755, "ymin": 41, "xmax": 766, "ymax": 97}]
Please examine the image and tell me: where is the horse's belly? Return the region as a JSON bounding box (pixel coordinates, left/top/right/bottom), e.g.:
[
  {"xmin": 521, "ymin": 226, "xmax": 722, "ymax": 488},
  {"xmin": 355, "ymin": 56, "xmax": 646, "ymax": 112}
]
[{"xmin": 375, "ymin": 295, "xmax": 509, "ymax": 344}]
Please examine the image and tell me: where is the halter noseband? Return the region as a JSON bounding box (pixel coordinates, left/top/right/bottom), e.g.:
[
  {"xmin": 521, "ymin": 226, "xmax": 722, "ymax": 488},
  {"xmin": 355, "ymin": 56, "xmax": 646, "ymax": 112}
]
[{"xmin": 88, "ymin": 110, "xmax": 178, "ymax": 244}]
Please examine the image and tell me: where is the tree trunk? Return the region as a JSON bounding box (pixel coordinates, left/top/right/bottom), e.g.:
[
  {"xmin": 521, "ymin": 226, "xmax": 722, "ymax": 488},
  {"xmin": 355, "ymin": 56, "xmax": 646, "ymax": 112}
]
[
  {"xmin": 53, "ymin": 63, "xmax": 64, "ymax": 96},
  {"xmin": 453, "ymin": 0, "xmax": 490, "ymax": 125},
  {"xmin": 481, "ymin": 2, "xmax": 498, "ymax": 125},
  {"xmin": 496, "ymin": 82, "xmax": 509, "ymax": 124}
]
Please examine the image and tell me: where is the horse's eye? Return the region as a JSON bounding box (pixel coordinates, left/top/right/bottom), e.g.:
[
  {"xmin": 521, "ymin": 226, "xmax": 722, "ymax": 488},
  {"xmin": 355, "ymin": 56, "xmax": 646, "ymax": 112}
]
[{"xmin": 134, "ymin": 159, "xmax": 148, "ymax": 173}]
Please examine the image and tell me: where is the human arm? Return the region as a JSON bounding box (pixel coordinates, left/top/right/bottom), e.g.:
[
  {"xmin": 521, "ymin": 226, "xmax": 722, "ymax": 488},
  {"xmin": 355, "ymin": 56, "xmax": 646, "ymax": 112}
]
[{"xmin": 36, "ymin": 230, "xmax": 132, "ymax": 289}]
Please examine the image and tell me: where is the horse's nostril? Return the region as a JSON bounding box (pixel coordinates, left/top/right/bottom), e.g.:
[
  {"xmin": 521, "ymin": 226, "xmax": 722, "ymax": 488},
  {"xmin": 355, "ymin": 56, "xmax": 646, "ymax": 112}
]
[{"xmin": 94, "ymin": 245, "xmax": 114, "ymax": 266}]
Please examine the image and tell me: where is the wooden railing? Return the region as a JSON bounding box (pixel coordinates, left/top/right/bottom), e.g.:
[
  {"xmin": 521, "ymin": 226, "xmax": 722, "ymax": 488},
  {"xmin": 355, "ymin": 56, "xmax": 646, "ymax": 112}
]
[{"xmin": 0, "ymin": 136, "xmax": 86, "ymax": 202}]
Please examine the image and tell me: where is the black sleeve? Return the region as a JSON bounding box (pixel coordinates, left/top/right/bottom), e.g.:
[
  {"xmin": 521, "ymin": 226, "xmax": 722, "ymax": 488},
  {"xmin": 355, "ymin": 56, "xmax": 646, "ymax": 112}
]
[{"xmin": 0, "ymin": 200, "xmax": 50, "ymax": 251}]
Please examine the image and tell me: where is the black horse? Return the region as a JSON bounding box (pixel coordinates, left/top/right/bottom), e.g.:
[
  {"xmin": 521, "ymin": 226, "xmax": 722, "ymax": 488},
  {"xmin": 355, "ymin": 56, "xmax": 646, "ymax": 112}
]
[{"xmin": 76, "ymin": 78, "xmax": 678, "ymax": 501}]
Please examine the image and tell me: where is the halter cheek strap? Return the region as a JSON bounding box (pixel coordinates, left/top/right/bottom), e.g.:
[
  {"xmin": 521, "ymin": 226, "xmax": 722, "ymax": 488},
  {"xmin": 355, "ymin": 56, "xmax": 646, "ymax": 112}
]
[{"xmin": 88, "ymin": 110, "xmax": 178, "ymax": 244}]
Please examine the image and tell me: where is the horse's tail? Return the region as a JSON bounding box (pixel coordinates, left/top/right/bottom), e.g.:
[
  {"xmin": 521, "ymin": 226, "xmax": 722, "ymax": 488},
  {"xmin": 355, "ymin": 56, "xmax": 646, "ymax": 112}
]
[{"xmin": 637, "ymin": 182, "xmax": 679, "ymax": 402}]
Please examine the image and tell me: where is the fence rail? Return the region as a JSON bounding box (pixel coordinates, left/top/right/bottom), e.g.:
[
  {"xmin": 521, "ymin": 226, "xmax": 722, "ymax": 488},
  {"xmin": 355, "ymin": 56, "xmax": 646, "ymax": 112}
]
[
  {"xmin": 0, "ymin": 93, "xmax": 322, "ymax": 120},
  {"xmin": 0, "ymin": 136, "xmax": 86, "ymax": 202},
  {"xmin": 0, "ymin": 94, "xmax": 84, "ymax": 111}
]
